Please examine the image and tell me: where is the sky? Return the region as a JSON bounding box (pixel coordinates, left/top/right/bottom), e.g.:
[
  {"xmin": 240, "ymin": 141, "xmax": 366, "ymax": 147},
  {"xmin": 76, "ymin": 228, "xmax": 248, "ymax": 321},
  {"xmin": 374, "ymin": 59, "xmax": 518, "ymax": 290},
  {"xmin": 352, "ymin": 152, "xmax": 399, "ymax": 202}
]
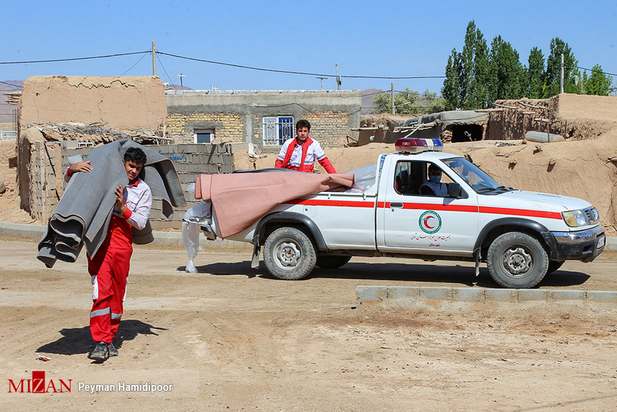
[{"xmin": 1, "ymin": 0, "xmax": 616, "ymax": 95}]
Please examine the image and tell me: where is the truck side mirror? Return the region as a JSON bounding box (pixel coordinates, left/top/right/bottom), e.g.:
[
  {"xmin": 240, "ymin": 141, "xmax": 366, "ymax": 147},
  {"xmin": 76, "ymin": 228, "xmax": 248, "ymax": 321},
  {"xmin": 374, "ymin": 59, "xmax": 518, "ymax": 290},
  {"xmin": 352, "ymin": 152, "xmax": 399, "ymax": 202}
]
[{"xmin": 447, "ymin": 183, "xmax": 463, "ymax": 198}]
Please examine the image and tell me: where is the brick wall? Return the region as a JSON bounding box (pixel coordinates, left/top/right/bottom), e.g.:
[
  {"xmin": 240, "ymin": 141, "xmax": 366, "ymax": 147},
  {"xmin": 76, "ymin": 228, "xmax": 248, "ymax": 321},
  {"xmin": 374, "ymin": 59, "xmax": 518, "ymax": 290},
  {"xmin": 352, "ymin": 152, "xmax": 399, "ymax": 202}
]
[
  {"xmin": 167, "ymin": 112, "xmax": 244, "ymax": 144},
  {"xmin": 301, "ymin": 111, "xmax": 351, "ymax": 148},
  {"xmin": 251, "ymin": 111, "xmax": 352, "ymax": 150}
]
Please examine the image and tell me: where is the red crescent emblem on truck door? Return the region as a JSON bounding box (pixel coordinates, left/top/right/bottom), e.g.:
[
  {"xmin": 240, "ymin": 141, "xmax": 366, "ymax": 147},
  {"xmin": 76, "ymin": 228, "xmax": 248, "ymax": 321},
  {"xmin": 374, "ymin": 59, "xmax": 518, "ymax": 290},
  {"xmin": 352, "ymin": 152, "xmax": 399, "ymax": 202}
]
[
  {"xmin": 419, "ymin": 211, "xmax": 442, "ymax": 234},
  {"xmin": 423, "ymin": 216, "xmax": 436, "ymax": 229}
]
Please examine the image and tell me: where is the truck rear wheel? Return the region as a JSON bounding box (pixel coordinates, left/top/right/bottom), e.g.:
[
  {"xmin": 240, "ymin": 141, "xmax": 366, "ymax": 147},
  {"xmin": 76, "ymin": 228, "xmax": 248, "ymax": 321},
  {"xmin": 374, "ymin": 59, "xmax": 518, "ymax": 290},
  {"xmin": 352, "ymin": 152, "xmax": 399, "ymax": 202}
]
[
  {"xmin": 263, "ymin": 227, "xmax": 316, "ymax": 280},
  {"xmin": 316, "ymin": 255, "xmax": 352, "ymax": 269},
  {"xmin": 487, "ymin": 232, "xmax": 548, "ymax": 289}
]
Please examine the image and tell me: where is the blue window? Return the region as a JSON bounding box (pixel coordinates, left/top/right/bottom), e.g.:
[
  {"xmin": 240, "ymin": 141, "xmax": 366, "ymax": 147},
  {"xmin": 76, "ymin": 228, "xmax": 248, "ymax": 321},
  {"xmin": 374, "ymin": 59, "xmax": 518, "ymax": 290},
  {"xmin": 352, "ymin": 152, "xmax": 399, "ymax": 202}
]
[{"xmin": 263, "ymin": 116, "xmax": 294, "ymax": 146}]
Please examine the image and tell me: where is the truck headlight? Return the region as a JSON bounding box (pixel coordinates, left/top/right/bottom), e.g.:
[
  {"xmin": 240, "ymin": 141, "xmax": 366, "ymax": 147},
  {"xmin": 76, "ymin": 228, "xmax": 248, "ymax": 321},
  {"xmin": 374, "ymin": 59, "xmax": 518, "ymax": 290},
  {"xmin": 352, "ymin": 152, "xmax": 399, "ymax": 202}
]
[{"xmin": 562, "ymin": 209, "xmax": 590, "ymax": 227}]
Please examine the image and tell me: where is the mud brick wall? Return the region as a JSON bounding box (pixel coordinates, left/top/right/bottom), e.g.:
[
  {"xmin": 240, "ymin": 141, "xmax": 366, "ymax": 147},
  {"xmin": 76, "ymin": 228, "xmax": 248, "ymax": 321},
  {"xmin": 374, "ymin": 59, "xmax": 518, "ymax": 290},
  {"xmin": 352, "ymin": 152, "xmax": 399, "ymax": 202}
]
[{"xmin": 29, "ymin": 142, "xmax": 234, "ymax": 228}]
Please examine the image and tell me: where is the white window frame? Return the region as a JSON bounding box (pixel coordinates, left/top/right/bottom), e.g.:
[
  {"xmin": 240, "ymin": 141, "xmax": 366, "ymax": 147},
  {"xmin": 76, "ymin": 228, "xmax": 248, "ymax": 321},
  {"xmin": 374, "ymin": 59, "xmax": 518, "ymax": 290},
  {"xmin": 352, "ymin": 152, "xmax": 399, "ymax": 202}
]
[
  {"xmin": 194, "ymin": 129, "xmax": 214, "ymax": 144},
  {"xmin": 263, "ymin": 116, "xmax": 294, "ymax": 146}
]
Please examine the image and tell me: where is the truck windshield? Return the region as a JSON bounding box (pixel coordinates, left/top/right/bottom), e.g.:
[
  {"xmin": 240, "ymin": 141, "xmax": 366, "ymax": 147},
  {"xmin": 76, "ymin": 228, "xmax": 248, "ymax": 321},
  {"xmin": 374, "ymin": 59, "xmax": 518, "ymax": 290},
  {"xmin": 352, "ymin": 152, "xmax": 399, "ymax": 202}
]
[{"xmin": 442, "ymin": 157, "xmax": 505, "ymax": 193}]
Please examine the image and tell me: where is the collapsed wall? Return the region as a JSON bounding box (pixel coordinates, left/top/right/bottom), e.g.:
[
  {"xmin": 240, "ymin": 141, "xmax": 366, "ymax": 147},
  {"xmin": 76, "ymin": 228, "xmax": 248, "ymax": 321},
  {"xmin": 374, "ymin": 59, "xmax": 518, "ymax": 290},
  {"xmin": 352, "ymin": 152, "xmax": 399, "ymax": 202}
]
[
  {"xmin": 18, "ymin": 125, "xmax": 235, "ymax": 226},
  {"xmin": 489, "ymin": 94, "xmax": 617, "ymax": 141},
  {"xmin": 361, "ymin": 94, "xmax": 617, "ymax": 144},
  {"xmin": 359, "ymin": 112, "xmax": 489, "ymax": 144},
  {"xmin": 17, "ymin": 76, "xmax": 169, "ymax": 221}
]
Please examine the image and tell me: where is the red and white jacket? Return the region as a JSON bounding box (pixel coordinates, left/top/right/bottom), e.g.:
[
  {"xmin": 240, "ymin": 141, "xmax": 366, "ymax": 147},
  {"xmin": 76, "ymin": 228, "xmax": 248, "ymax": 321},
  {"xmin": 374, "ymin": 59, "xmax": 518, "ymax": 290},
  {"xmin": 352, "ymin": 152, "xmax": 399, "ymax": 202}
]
[
  {"xmin": 108, "ymin": 178, "xmax": 152, "ymax": 248},
  {"xmin": 274, "ymin": 137, "xmax": 337, "ymax": 174}
]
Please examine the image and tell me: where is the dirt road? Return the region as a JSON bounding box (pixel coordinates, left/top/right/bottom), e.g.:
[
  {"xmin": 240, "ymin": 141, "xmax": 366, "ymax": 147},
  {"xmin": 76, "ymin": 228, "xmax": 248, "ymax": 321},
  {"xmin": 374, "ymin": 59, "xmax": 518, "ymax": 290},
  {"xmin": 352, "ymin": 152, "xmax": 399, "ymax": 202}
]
[{"xmin": 2, "ymin": 236, "xmax": 617, "ymax": 411}]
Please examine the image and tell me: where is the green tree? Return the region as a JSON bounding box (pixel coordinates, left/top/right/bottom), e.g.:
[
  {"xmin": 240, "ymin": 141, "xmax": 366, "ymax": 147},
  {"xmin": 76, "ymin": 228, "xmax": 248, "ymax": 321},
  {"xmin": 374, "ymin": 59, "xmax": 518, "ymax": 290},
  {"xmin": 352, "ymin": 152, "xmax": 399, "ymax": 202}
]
[
  {"xmin": 372, "ymin": 88, "xmax": 445, "ymax": 115},
  {"xmin": 543, "ymin": 38, "xmax": 578, "ymax": 97},
  {"xmin": 527, "ymin": 47, "xmax": 544, "ymax": 99},
  {"xmin": 473, "ymin": 31, "xmax": 491, "ymax": 109},
  {"xmin": 458, "ymin": 22, "xmax": 475, "ymax": 109},
  {"xmin": 422, "ymin": 89, "xmax": 446, "ymax": 113},
  {"xmin": 459, "ymin": 21, "xmax": 490, "ymax": 109},
  {"xmin": 372, "ymin": 88, "xmax": 419, "ymax": 115},
  {"xmin": 488, "ymin": 35, "xmax": 525, "ymax": 101},
  {"xmin": 442, "ymin": 49, "xmax": 461, "ymax": 110},
  {"xmin": 584, "ymin": 64, "xmax": 613, "ymax": 95}
]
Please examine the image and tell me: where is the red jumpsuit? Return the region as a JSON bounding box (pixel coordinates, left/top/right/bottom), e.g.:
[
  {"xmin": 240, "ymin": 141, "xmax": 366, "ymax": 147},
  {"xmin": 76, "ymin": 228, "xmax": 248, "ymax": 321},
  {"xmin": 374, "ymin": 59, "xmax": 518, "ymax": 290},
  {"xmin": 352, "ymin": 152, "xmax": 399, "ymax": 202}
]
[{"xmin": 87, "ymin": 178, "xmax": 152, "ymax": 344}]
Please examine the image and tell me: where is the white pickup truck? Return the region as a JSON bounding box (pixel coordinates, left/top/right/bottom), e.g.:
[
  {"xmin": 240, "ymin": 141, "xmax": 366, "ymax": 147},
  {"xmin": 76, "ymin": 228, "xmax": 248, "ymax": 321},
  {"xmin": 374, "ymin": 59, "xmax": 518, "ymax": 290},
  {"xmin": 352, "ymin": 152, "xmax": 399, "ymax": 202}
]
[{"xmin": 186, "ymin": 138, "xmax": 606, "ymax": 288}]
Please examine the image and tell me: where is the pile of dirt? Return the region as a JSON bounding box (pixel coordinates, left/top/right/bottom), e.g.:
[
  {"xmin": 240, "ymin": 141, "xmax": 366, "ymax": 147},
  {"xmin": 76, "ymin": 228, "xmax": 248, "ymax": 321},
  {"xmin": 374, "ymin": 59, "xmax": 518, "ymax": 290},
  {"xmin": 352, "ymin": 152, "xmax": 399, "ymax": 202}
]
[{"xmin": 446, "ymin": 130, "xmax": 617, "ymax": 235}]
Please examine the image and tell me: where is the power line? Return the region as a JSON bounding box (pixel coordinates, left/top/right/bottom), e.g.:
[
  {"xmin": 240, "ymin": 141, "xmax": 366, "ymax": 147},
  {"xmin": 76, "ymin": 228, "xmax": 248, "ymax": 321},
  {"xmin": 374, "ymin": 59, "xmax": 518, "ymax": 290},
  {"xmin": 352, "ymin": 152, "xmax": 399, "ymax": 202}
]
[
  {"xmin": 0, "ymin": 80, "xmax": 22, "ymax": 88},
  {"xmin": 156, "ymin": 51, "xmax": 332, "ymax": 77},
  {"xmin": 118, "ymin": 53, "xmax": 148, "ymax": 76},
  {"xmin": 0, "ymin": 49, "xmax": 445, "ymax": 81},
  {"xmin": 156, "ymin": 54, "xmax": 176, "ymax": 88},
  {"xmin": 344, "ymin": 75, "xmax": 445, "ymax": 80},
  {"xmin": 577, "ymin": 66, "xmax": 617, "ymax": 77},
  {"xmin": 0, "ymin": 51, "xmax": 150, "ymax": 65},
  {"xmin": 156, "ymin": 51, "xmax": 443, "ymax": 80},
  {"xmin": 9, "ymin": 49, "xmax": 612, "ymax": 84}
]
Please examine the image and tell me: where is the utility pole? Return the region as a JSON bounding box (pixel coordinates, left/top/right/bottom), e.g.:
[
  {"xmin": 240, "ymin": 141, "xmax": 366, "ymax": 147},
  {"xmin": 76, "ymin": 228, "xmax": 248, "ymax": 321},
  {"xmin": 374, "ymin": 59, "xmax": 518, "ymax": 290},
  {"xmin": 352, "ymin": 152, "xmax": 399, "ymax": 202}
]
[
  {"xmin": 178, "ymin": 73, "xmax": 186, "ymax": 89},
  {"xmin": 316, "ymin": 77, "xmax": 327, "ymax": 90},
  {"xmin": 335, "ymin": 64, "xmax": 341, "ymax": 90},
  {"xmin": 560, "ymin": 53, "xmax": 564, "ymax": 94},
  {"xmin": 152, "ymin": 41, "xmax": 157, "ymax": 77},
  {"xmin": 391, "ymin": 82, "xmax": 395, "ymax": 115}
]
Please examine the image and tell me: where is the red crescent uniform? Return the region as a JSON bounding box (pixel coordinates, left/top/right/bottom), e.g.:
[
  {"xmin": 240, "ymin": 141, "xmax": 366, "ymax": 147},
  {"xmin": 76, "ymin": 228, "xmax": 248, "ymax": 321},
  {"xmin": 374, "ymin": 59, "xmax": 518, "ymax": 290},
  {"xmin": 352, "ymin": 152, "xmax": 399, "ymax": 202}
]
[
  {"xmin": 87, "ymin": 178, "xmax": 152, "ymax": 344},
  {"xmin": 275, "ymin": 137, "xmax": 337, "ymax": 174}
]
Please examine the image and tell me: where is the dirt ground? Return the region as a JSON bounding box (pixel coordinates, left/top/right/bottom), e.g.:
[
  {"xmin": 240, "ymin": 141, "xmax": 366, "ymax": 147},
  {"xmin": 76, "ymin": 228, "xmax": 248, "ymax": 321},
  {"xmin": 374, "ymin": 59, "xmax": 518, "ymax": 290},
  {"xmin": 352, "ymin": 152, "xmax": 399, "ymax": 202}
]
[
  {"xmin": 1, "ymin": 236, "xmax": 617, "ymax": 411},
  {"xmin": 2, "ymin": 94, "xmax": 617, "ymax": 410}
]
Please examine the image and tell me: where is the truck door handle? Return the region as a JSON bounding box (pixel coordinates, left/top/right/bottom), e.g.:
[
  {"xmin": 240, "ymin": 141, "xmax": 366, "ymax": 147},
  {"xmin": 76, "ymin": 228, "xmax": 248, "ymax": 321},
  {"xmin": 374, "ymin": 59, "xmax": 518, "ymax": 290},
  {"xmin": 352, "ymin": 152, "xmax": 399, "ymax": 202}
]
[{"xmin": 390, "ymin": 202, "xmax": 404, "ymax": 209}]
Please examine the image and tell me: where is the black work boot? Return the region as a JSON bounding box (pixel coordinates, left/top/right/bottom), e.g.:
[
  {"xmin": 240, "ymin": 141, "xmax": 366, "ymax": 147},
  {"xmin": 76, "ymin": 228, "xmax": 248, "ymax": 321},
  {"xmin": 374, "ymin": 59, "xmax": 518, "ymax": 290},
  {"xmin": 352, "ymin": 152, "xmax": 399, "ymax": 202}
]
[
  {"xmin": 108, "ymin": 342, "xmax": 119, "ymax": 357},
  {"xmin": 89, "ymin": 342, "xmax": 109, "ymax": 361}
]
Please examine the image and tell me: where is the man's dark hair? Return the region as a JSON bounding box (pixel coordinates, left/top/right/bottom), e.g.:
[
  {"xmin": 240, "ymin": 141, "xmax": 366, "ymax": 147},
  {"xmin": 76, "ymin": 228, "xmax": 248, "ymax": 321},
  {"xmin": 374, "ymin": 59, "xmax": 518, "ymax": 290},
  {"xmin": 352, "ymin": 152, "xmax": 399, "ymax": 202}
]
[
  {"xmin": 428, "ymin": 164, "xmax": 441, "ymax": 174},
  {"xmin": 124, "ymin": 147, "xmax": 147, "ymax": 165},
  {"xmin": 296, "ymin": 119, "xmax": 311, "ymax": 130}
]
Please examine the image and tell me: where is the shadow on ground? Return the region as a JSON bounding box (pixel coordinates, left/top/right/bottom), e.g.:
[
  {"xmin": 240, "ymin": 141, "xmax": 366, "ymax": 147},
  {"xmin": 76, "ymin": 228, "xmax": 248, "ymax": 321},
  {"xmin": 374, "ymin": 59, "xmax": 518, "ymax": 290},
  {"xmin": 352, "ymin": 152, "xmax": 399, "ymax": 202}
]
[
  {"xmin": 182, "ymin": 260, "xmax": 591, "ymax": 288},
  {"xmin": 37, "ymin": 319, "xmax": 168, "ymax": 356}
]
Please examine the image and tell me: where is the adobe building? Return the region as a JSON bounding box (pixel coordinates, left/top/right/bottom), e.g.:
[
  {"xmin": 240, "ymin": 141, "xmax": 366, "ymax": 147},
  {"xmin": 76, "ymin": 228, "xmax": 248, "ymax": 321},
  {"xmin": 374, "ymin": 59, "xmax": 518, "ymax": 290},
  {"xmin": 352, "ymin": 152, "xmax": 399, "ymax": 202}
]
[{"xmin": 165, "ymin": 89, "xmax": 362, "ymax": 151}]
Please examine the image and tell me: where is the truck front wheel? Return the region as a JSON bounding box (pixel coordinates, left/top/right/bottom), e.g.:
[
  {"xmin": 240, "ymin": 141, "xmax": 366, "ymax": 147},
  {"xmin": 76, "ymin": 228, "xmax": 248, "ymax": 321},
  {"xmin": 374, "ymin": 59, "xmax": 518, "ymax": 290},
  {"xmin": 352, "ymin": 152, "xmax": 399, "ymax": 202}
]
[
  {"xmin": 487, "ymin": 232, "xmax": 548, "ymax": 288},
  {"xmin": 263, "ymin": 227, "xmax": 316, "ymax": 280}
]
